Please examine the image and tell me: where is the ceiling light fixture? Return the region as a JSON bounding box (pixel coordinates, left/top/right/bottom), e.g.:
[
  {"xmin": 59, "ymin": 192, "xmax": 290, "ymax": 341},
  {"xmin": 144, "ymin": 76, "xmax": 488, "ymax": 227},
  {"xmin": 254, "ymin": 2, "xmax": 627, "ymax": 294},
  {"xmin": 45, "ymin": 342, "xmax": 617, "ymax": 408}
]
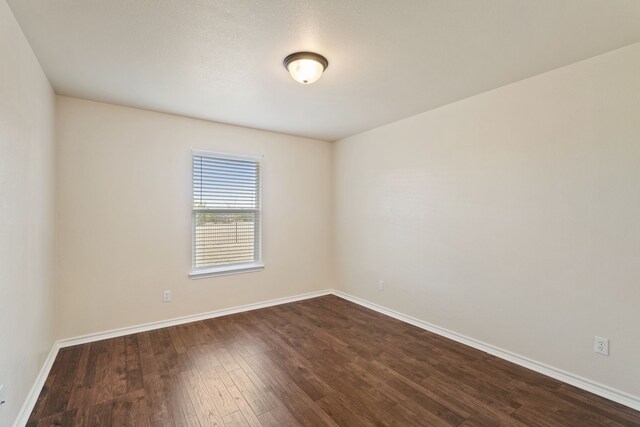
[{"xmin": 283, "ymin": 52, "xmax": 328, "ymax": 84}]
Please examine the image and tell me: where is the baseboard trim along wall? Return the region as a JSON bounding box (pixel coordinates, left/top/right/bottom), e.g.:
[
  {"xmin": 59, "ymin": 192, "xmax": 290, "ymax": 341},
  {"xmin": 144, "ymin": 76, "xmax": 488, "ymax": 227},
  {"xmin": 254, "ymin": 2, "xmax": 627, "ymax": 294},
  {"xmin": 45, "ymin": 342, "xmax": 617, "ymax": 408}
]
[
  {"xmin": 56, "ymin": 289, "xmax": 334, "ymax": 348},
  {"xmin": 13, "ymin": 345, "xmax": 60, "ymax": 427},
  {"xmin": 331, "ymin": 290, "xmax": 640, "ymax": 412},
  {"xmin": 14, "ymin": 288, "xmax": 640, "ymax": 426}
]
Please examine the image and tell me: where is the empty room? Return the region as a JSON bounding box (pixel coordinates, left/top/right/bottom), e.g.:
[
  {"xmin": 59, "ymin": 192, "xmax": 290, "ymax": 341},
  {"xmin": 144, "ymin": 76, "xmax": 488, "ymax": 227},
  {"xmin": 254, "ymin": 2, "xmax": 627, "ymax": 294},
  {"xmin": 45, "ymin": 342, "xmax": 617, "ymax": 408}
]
[{"xmin": 2, "ymin": 0, "xmax": 640, "ymax": 426}]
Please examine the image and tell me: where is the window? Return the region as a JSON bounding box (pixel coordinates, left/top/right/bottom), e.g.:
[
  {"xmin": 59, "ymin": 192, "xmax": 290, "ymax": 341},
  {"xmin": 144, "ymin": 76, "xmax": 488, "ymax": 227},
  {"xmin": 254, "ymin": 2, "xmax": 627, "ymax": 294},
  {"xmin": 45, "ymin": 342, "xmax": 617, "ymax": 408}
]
[{"xmin": 190, "ymin": 151, "xmax": 263, "ymax": 278}]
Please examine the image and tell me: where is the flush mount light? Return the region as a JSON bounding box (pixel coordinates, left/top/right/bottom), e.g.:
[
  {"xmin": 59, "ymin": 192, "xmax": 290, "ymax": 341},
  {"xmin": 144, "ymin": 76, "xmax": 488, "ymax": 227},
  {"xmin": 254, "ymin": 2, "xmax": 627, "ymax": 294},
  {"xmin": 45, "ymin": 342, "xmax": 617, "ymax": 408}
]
[{"xmin": 283, "ymin": 52, "xmax": 329, "ymax": 84}]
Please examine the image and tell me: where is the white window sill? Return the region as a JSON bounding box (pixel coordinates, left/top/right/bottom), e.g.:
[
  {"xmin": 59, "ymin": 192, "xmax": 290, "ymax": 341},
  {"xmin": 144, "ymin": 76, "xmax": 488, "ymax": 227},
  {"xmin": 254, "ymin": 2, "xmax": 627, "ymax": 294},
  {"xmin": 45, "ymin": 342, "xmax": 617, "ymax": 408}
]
[{"xmin": 189, "ymin": 262, "xmax": 264, "ymax": 279}]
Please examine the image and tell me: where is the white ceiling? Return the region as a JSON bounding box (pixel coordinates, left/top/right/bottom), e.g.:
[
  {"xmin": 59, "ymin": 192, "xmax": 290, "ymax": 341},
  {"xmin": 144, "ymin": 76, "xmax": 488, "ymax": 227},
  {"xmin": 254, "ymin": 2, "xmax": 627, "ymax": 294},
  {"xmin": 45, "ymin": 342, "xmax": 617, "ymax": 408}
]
[{"xmin": 8, "ymin": 0, "xmax": 640, "ymax": 141}]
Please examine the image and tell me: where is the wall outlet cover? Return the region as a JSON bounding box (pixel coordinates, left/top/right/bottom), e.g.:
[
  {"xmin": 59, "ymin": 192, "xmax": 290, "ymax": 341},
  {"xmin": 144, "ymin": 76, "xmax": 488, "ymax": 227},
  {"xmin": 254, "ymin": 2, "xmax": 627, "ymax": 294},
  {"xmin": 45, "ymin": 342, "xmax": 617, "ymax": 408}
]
[{"xmin": 595, "ymin": 336, "xmax": 609, "ymax": 356}]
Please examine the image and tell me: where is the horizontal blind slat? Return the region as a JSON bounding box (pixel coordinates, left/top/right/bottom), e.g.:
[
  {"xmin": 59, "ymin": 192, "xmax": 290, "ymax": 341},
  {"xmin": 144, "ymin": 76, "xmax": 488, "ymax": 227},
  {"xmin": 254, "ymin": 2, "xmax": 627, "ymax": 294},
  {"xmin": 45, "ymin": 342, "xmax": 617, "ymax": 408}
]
[
  {"xmin": 193, "ymin": 169, "xmax": 258, "ymax": 180},
  {"xmin": 194, "ymin": 156, "xmax": 257, "ymax": 168}
]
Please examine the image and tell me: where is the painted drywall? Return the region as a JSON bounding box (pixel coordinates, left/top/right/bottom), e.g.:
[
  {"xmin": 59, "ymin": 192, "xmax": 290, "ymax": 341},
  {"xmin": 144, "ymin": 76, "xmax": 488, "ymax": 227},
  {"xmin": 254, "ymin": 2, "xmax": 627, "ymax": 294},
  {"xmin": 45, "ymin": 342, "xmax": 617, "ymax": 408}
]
[
  {"xmin": 333, "ymin": 42, "xmax": 640, "ymax": 397},
  {"xmin": 55, "ymin": 97, "xmax": 334, "ymax": 339},
  {"xmin": 0, "ymin": 0, "xmax": 56, "ymax": 425}
]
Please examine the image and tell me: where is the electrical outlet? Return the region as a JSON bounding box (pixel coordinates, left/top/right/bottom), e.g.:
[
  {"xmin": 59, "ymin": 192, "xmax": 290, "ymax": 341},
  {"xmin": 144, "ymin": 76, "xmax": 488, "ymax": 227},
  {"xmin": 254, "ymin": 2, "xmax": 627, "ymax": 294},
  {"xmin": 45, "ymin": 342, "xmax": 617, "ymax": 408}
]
[
  {"xmin": 378, "ymin": 280, "xmax": 384, "ymax": 291},
  {"xmin": 0, "ymin": 384, "xmax": 5, "ymax": 405},
  {"xmin": 595, "ymin": 336, "xmax": 609, "ymax": 356},
  {"xmin": 163, "ymin": 290, "xmax": 171, "ymax": 302}
]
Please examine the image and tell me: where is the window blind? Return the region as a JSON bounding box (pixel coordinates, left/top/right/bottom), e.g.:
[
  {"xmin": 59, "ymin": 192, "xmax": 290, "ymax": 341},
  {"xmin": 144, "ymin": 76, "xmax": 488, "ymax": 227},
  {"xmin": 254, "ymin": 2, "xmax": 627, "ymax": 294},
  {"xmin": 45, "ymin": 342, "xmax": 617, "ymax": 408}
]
[{"xmin": 192, "ymin": 153, "xmax": 261, "ymax": 269}]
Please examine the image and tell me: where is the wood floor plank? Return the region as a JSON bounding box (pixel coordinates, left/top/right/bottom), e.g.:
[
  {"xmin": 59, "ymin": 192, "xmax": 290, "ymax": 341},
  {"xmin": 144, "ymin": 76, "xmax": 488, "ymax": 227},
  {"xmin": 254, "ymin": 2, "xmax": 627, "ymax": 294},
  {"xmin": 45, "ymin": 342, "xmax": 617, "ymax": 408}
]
[
  {"xmin": 142, "ymin": 375, "xmax": 177, "ymax": 427},
  {"xmin": 423, "ymin": 373, "xmax": 525, "ymax": 426},
  {"xmin": 34, "ymin": 408, "xmax": 77, "ymax": 427},
  {"xmin": 214, "ymin": 364, "xmax": 235, "ymax": 387},
  {"xmin": 39, "ymin": 346, "xmax": 83, "ymax": 418},
  {"xmin": 367, "ymin": 358, "xmax": 469, "ymax": 424},
  {"xmin": 273, "ymin": 383, "xmax": 339, "ymax": 427},
  {"xmin": 65, "ymin": 344, "xmax": 91, "ymax": 412},
  {"xmin": 262, "ymin": 348, "xmax": 334, "ymax": 402},
  {"xmin": 200, "ymin": 367, "xmax": 239, "ymax": 417},
  {"xmin": 257, "ymin": 405, "xmax": 301, "ymax": 427},
  {"xmin": 26, "ymin": 295, "xmax": 640, "ymax": 426},
  {"xmin": 174, "ymin": 372, "xmax": 203, "ymax": 427},
  {"xmin": 190, "ymin": 343, "xmax": 222, "ymax": 373},
  {"xmin": 124, "ymin": 335, "xmax": 141, "ymax": 371},
  {"xmin": 89, "ymin": 350, "xmax": 113, "ymax": 406},
  {"xmin": 388, "ymin": 401, "xmax": 447, "ymax": 427},
  {"xmin": 242, "ymin": 354, "xmax": 293, "ymax": 393},
  {"xmin": 112, "ymin": 337, "xmax": 128, "ymax": 396},
  {"xmin": 233, "ymin": 355, "xmax": 282, "ymax": 410},
  {"xmin": 510, "ymin": 406, "xmax": 572, "ymax": 427},
  {"xmin": 508, "ymin": 379, "xmax": 629, "ymax": 427},
  {"xmin": 110, "ymin": 389, "xmax": 151, "ymax": 427},
  {"xmin": 216, "ymin": 347, "xmax": 243, "ymax": 373},
  {"xmin": 180, "ymin": 368, "xmax": 224, "ymax": 426},
  {"xmin": 222, "ymin": 410, "xmax": 250, "ymax": 427},
  {"xmin": 397, "ymin": 398, "xmax": 460, "ymax": 427},
  {"xmin": 228, "ymin": 368, "xmax": 277, "ymax": 416},
  {"xmin": 158, "ymin": 372, "xmax": 190, "ymax": 427},
  {"xmin": 429, "ymin": 369, "xmax": 521, "ymax": 415},
  {"xmin": 137, "ymin": 332, "xmax": 160, "ymax": 380},
  {"xmin": 556, "ymin": 383, "xmax": 640, "ymax": 426},
  {"xmin": 86, "ymin": 400, "xmax": 113, "ymax": 427},
  {"xmin": 226, "ymin": 384, "xmax": 263, "ymax": 427},
  {"xmin": 315, "ymin": 393, "xmax": 377, "ymax": 427}
]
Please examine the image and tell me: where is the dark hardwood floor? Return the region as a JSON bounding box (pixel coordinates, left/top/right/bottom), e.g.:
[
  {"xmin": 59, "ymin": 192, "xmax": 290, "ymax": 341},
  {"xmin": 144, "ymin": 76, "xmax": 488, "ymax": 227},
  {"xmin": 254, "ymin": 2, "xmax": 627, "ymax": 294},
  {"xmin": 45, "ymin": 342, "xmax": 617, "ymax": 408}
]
[{"xmin": 27, "ymin": 295, "xmax": 640, "ymax": 426}]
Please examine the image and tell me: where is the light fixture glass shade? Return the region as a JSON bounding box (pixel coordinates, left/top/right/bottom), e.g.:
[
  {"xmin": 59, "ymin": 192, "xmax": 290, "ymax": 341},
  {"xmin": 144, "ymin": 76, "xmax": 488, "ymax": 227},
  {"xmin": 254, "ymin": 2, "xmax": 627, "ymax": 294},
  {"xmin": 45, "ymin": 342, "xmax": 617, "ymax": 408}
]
[{"xmin": 283, "ymin": 52, "xmax": 328, "ymax": 84}]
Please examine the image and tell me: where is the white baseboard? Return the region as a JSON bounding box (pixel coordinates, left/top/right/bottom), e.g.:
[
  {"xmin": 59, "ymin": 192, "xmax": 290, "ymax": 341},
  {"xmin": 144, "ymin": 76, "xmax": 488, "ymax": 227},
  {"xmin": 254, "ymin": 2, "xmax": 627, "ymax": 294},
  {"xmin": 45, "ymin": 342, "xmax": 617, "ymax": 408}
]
[
  {"xmin": 14, "ymin": 287, "xmax": 639, "ymax": 427},
  {"xmin": 13, "ymin": 344, "xmax": 60, "ymax": 427},
  {"xmin": 332, "ymin": 290, "xmax": 640, "ymax": 412},
  {"xmin": 56, "ymin": 289, "xmax": 333, "ymax": 348}
]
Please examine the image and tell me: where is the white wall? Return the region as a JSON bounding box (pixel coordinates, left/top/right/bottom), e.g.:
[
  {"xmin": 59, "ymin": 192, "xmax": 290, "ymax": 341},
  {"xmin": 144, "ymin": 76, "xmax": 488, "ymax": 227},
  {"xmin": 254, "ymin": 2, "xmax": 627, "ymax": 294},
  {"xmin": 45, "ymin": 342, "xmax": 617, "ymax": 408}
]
[
  {"xmin": 55, "ymin": 97, "xmax": 334, "ymax": 339},
  {"xmin": 334, "ymin": 42, "xmax": 640, "ymax": 397},
  {"xmin": 0, "ymin": 1, "xmax": 56, "ymax": 425}
]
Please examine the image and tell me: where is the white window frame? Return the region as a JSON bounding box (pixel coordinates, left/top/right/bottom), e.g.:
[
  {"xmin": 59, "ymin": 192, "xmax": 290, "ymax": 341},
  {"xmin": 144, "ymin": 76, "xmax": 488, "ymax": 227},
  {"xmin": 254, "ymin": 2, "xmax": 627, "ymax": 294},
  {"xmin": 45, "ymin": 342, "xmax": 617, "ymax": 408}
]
[{"xmin": 189, "ymin": 149, "xmax": 264, "ymax": 279}]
